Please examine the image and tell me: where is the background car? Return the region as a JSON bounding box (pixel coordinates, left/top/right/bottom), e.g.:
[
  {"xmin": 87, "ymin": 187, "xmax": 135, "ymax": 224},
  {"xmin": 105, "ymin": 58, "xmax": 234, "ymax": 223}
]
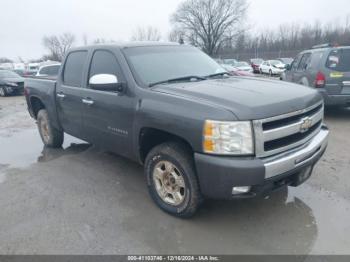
[
  {"xmin": 0, "ymin": 70, "xmax": 24, "ymax": 96},
  {"xmin": 259, "ymin": 60, "xmax": 285, "ymax": 76},
  {"xmin": 220, "ymin": 64, "xmax": 255, "ymax": 77},
  {"xmin": 233, "ymin": 61, "xmax": 254, "ymax": 73},
  {"xmin": 277, "ymin": 58, "xmax": 294, "ymax": 67},
  {"xmin": 36, "ymin": 64, "xmax": 61, "ymax": 78},
  {"xmin": 222, "ymin": 58, "xmax": 238, "ymax": 65},
  {"xmin": 250, "ymin": 58, "xmax": 264, "ymax": 73},
  {"xmin": 282, "ymin": 44, "xmax": 350, "ymax": 106}
]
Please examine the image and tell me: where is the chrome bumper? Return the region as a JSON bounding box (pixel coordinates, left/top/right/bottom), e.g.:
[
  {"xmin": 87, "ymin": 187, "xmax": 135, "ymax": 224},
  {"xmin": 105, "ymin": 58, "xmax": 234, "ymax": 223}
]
[{"xmin": 263, "ymin": 127, "xmax": 329, "ymax": 179}]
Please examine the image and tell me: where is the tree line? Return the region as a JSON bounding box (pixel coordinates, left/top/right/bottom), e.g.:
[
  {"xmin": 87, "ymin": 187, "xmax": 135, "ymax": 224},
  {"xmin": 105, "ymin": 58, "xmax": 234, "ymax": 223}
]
[{"xmin": 2, "ymin": 0, "xmax": 349, "ymax": 63}]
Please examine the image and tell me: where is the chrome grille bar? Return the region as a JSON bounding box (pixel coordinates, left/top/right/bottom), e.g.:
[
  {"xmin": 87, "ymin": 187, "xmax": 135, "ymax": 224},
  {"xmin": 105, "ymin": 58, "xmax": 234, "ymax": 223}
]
[{"xmin": 253, "ymin": 101, "xmax": 324, "ymax": 158}]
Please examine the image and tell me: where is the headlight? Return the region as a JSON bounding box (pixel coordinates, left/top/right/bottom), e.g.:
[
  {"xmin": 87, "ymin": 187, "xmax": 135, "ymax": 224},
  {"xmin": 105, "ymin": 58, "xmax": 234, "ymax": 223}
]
[{"xmin": 203, "ymin": 120, "xmax": 254, "ymax": 155}]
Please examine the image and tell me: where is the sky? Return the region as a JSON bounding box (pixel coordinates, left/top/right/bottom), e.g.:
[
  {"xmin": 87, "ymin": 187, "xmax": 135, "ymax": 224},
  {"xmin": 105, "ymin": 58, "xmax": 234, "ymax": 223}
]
[{"xmin": 0, "ymin": 0, "xmax": 349, "ymax": 61}]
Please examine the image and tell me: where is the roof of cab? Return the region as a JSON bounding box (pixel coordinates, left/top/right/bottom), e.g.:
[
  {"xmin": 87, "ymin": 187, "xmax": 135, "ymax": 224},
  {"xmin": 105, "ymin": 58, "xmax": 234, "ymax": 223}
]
[{"xmin": 69, "ymin": 41, "xmax": 181, "ymax": 52}]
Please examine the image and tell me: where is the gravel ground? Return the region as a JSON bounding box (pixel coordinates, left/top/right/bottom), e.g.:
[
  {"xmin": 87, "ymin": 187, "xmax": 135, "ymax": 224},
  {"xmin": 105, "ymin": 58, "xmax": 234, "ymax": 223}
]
[{"xmin": 0, "ymin": 95, "xmax": 349, "ymax": 255}]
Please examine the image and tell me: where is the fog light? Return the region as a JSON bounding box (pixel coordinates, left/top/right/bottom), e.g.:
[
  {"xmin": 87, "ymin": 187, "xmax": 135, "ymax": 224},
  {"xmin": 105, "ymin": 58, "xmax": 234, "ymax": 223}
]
[{"xmin": 232, "ymin": 186, "xmax": 251, "ymax": 195}]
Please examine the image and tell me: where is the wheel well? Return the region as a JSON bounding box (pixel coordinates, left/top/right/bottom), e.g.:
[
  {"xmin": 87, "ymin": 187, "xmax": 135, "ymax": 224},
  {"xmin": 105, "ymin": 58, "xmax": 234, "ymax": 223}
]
[
  {"xmin": 139, "ymin": 128, "xmax": 194, "ymax": 163},
  {"xmin": 30, "ymin": 97, "xmax": 45, "ymax": 118}
]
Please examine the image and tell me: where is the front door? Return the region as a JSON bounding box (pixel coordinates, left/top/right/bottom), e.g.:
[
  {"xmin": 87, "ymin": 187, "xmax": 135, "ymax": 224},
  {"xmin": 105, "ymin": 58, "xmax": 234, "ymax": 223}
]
[{"xmin": 80, "ymin": 49, "xmax": 135, "ymax": 158}]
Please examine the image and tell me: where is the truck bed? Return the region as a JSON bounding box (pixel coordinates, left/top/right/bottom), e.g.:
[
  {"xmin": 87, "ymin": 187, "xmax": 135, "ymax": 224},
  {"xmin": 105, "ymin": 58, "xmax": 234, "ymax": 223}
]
[{"xmin": 24, "ymin": 77, "xmax": 61, "ymax": 130}]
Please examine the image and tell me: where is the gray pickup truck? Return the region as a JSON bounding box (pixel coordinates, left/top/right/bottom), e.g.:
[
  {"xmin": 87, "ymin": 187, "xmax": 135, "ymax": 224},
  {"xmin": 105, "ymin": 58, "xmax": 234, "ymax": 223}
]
[{"xmin": 25, "ymin": 42, "xmax": 329, "ymax": 217}]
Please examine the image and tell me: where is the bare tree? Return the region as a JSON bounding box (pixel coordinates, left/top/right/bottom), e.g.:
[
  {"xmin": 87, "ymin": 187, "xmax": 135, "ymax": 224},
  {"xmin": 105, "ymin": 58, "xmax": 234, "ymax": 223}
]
[
  {"xmin": 168, "ymin": 28, "xmax": 186, "ymax": 44},
  {"xmin": 171, "ymin": 0, "xmax": 248, "ymax": 55},
  {"xmin": 131, "ymin": 26, "xmax": 162, "ymax": 41},
  {"xmin": 42, "ymin": 33, "xmax": 76, "ymax": 61}
]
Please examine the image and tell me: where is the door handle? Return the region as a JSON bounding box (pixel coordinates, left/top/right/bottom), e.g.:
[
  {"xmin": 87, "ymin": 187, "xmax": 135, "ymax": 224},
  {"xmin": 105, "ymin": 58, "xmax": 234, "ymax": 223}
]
[
  {"xmin": 82, "ymin": 98, "xmax": 94, "ymax": 105},
  {"xmin": 57, "ymin": 93, "xmax": 66, "ymax": 99}
]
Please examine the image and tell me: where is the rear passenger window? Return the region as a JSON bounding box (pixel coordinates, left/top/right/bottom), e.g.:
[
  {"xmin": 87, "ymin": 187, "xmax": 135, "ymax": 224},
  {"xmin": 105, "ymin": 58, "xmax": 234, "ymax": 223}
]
[
  {"xmin": 326, "ymin": 49, "xmax": 350, "ymax": 72},
  {"xmin": 63, "ymin": 51, "xmax": 88, "ymax": 87},
  {"xmin": 88, "ymin": 50, "xmax": 123, "ymax": 81},
  {"xmin": 297, "ymin": 53, "xmax": 311, "ymax": 71},
  {"xmin": 40, "ymin": 67, "xmax": 49, "ymax": 75}
]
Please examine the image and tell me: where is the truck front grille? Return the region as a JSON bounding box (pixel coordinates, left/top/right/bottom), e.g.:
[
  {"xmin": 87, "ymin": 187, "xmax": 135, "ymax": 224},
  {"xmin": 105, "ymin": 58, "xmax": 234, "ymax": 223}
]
[{"xmin": 253, "ymin": 102, "xmax": 324, "ymax": 157}]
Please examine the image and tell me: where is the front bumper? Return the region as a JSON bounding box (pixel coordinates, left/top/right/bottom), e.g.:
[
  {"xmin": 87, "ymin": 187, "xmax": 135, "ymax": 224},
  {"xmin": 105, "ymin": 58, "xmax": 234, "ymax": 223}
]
[
  {"xmin": 3, "ymin": 85, "xmax": 24, "ymax": 94},
  {"xmin": 195, "ymin": 126, "xmax": 329, "ymax": 199}
]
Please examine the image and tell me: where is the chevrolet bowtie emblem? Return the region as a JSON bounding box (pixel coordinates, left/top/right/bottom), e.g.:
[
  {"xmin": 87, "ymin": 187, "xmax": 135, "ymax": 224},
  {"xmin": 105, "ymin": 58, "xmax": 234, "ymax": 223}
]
[{"xmin": 300, "ymin": 117, "xmax": 313, "ymax": 133}]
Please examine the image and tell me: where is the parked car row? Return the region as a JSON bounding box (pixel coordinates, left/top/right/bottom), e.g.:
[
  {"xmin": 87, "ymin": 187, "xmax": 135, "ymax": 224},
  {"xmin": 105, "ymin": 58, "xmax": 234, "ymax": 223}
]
[
  {"xmin": 218, "ymin": 57, "xmax": 294, "ymax": 77},
  {"xmin": 0, "ymin": 63, "xmax": 61, "ymax": 97}
]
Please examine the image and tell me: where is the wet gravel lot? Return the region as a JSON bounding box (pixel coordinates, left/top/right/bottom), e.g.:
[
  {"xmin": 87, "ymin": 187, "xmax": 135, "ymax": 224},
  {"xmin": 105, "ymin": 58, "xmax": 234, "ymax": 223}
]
[{"xmin": 0, "ymin": 96, "xmax": 350, "ymax": 255}]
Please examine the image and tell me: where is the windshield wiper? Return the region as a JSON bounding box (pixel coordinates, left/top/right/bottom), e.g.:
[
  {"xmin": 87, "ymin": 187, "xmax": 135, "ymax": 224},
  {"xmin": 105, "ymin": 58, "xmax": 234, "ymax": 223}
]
[
  {"xmin": 205, "ymin": 72, "xmax": 229, "ymax": 78},
  {"xmin": 149, "ymin": 75, "xmax": 206, "ymax": 87}
]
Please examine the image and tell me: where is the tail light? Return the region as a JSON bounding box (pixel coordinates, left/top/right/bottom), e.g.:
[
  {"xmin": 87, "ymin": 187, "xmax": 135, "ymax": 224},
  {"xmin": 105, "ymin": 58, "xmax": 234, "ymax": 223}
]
[{"xmin": 314, "ymin": 71, "xmax": 326, "ymax": 88}]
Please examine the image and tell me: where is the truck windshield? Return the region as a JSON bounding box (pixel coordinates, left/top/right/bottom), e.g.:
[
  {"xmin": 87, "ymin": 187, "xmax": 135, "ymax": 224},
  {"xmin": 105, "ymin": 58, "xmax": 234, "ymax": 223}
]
[{"xmin": 123, "ymin": 45, "xmax": 226, "ymax": 87}]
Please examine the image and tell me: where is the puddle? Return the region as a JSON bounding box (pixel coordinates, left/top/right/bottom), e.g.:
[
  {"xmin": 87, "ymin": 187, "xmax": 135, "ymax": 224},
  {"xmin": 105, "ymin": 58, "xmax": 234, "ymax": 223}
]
[{"xmin": 0, "ymin": 128, "xmax": 89, "ymax": 169}]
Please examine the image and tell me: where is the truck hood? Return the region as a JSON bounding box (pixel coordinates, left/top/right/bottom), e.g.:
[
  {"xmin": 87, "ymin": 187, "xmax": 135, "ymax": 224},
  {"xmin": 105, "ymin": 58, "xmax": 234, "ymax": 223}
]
[{"xmin": 151, "ymin": 77, "xmax": 322, "ymax": 120}]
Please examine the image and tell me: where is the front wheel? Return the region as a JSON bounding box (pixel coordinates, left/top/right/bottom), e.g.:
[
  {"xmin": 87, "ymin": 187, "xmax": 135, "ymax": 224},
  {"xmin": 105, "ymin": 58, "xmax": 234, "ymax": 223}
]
[
  {"xmin": 145, "ymin": 142, "xmax": 202, "ymax": 218},
  {"xmin": 37, "ymin": 109, "xmax": 64, "ymax": 148},
  {"xmin": 0, "ymin": 87, "xmax": 7, "ymax": 97}
]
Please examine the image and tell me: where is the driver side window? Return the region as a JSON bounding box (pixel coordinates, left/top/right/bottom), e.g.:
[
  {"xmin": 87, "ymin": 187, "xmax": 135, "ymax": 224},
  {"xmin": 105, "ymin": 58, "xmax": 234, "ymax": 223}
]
[
  {"xmin": 291, "ymin": 54, "xmax": 302, "ymax": 71},
  {"xmin": 88, "ymin": 50, "xmax": 124, "ymax": 87}
]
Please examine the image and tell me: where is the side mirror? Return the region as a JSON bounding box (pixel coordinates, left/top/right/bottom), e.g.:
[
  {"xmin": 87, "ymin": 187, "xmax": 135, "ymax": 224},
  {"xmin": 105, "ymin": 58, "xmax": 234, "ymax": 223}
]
[
  {"xmin": 285, "ymin": 64, "xmax": 291, "ymax": 71},
  {"xmin": 89, "ymin": 74, "xmax": 125, "ymax": 92}
]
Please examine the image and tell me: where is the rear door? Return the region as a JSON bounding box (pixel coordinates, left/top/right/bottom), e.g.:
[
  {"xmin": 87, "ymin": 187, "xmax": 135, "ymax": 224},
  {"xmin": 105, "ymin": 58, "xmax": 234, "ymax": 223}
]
[
  {"xmin": 56, "ymin": 51, "xmax": 88, "ymax": 138},
  {"xmin": 324, "ymin": 48, "xmax": 350, "ymax": 95},
  {"xmin": 80, "ymin": 49, "xmax": 135, "ymax": 158}
]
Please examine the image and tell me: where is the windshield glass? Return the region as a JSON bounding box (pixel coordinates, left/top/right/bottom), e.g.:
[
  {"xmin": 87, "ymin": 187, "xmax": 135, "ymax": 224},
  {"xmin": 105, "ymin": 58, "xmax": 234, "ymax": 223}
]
[
  {"xmin": 270, "ymin": 60, "xmax": 282, "ymax": 65},
  {"xmin": 0, "ymin": 70, "xmax": 21, "ymax": 78},
  {"xmin": 326, "ymin": 49, "xmax": 350, "ymax": 72},
  {"xmin": 123, "ymin": 45, "xmax": 226, "ymax": 86},
  {"xmin": 279, "ymin": 58, "xmax": 293, "ymax": 64},
  {"xmin": 235, "ymin": 62, "xmax": 249, "ymax": 67},
  {"xmin": 251, "ymin": 59, "xmax": 263, "ymax": 64},
  {"xmin": 223, "ymin": 59, "xmax": 237, "ymax": 65}
]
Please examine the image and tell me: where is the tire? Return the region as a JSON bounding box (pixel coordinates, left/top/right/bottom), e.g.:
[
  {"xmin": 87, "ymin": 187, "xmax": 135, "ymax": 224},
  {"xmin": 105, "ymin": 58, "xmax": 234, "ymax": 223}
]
[
  {"xmin": 37, "ymin": 109, "xmax": 64, "ymax": 148},
  {"xmin": 145, "ymin": 142, "xmax": 202, "ymax": 218},
  {"xmin": 0, "ymin": 87, "xmax": 7, "ymax": 97}
]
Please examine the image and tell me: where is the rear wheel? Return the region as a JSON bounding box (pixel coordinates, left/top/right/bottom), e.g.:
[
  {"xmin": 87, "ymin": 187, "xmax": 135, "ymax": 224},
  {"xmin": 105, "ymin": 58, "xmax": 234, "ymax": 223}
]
[
  {"xmin": 145, "ymin": 142, "xmax": 202, "ymax": 218},
  {"xmin": 0, "ymin": 87, "xmax": 7, "ymax": 97},
  {"xmin": 37, "ymin": 109, "xmax": 64, "ymax": 148}
]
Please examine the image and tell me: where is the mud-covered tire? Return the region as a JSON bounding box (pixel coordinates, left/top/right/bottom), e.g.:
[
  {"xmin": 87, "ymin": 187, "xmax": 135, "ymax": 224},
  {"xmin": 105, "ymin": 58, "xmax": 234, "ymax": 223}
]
[
  {"xmin": 0, "ymin": 87, "xmax": 7, "ymax": 97},
  {"xmin": 37, "ymin": 109, "xmax": 64, "ymax": 148},
  {"xmin": 145, "ymin": 142, "xmax": 202, "ymax": 218}
]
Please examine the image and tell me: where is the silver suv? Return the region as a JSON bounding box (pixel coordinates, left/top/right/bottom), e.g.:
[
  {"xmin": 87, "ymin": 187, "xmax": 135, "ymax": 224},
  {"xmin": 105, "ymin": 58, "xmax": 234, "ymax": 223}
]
[{"xmin": 282, "ymin": 44, "xmax": 350, "ymax": 106}]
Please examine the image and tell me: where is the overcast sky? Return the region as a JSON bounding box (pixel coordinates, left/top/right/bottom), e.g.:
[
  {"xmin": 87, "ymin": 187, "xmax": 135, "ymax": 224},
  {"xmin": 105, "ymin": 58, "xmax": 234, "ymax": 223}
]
[{"xmin": 0, "ymin": 0, "xmax": 349, "ymax": 60}]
